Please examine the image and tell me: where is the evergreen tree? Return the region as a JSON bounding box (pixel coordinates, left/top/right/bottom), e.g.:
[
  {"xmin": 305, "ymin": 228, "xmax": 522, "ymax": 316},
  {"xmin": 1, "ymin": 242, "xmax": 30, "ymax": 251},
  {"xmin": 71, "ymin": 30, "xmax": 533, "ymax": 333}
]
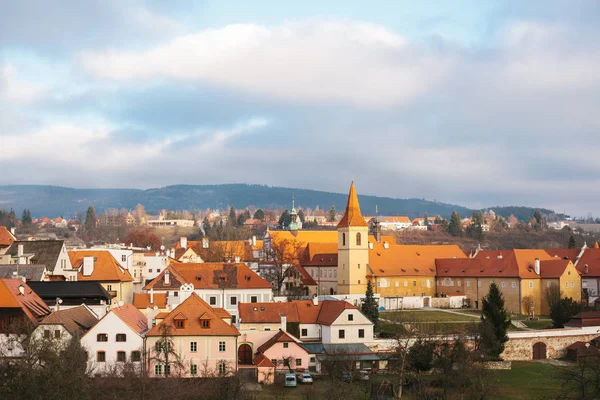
[
  {"xmin": 21, "ymin": 209, "xmax": 32, "ymax": 225},
  {"xmin": 550, "ymin": 297, "xmax": 581, "ymax": 328},
  {"xmin": 568, "ymin": 235, "xmax": 577, "ymax": 249},
  {"xmin": 202, "ymin": 217, "xmax": 211, "ymax": 236},
  {"xmin": 447, "ymin": 211, "xmax": 462, "ymax": 237},
  {"xmin": 423, "ymin": 212, "xmax": 429, "ymax": 228},
  {"xmin": 328, "ymin": 205, "xmax": 337, "ymax": 222},
  {"xmin": 361, "ymin": 280, "xmax": 379, "ymax": 328},
  {"xmin": 480, "ymin": 283, "xmax": 511, "ymax": 359},
  {"xmin": 297, "ymin": 209, "xmax": 305, "ymax": 223},
  {"xmin": 253, "ymin": 209, "xmax": 265, "ymax": 221},
  {"xmin": 467, "ymin": 211, "xmax": 484, "ymax": 240},
  {"xmin": 84, "ymin": 206, "xmax": 97, "ymax": 235},
  {"xmin": 228, "ymin": 206, "xmax": 237, "ymax": 227},
  {"xmin": 278, "ymin": 210, "xmax": 291, "ymax": 228}
]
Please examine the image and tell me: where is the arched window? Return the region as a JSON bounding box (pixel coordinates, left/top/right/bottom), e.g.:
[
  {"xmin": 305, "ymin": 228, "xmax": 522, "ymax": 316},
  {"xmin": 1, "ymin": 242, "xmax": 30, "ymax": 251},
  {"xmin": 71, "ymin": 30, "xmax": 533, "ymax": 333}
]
[
  {"xmin": 356, "ymin": 232, "xmax": 362, "ymax": 246},
  {"xmin": 342, "ymin": 233, "xmax": 346, "ymax": 246}
]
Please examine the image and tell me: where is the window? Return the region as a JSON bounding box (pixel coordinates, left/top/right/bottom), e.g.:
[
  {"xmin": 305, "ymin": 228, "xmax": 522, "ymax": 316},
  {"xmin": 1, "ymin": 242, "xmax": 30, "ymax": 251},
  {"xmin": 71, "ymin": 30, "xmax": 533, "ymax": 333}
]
[
  {"xmin": 356, "ymin": 232, "xmax": 361, "ymax": 246},
  {"xmin": 154, "ymin": 364, "xmax": 163, "ymax": 375},
  {"xmin": 342, "ymin": 233, "xmax": 346, "ymax": 246},
  {"xmin": 230, "ymin": 297, "xmax": 237, "ymax": 305},
  {"xmin": 210, "ymin": 296, "xmax": 217, "ymax": 305},
  {"xmin": 116, "ymin": 333, "xmax": 127, "ymax": 342},
  {"xmin": 530, "ymin": 282, "xmax": 534, "ymax": 288},
  {"xmin": 501, "ymin": 282, "xmax": 505, "ymax": 288},
  {"xmin": 466, "ymin": 281, "xmax": 470, "ymax": 287},
  {"xmin": 358, "ymin": 280, "xmax": 361, "ymax": 285},
  {"xmin": 271, "ymin": 359, "xmax": 277, "ymax": 366},
  {"xmin": 477, "ymin": 281, "xmax": 482, "ymax": 288},
  {"xmin": 571, "ymin": 281, "xmax": 575, "ymax": 287},
  {"xmin": 310, "ymin": 357, "xmax": 316, "ymax": 363},
  {"xmin": 157, "ymin": 269, "xmax": 161, "ymax": 273},
  {"xmin": 339, "ymin": 330, "xmax": 345, "ymax": 339},
  {"xmin": 201, "ymin": 320, "xmax": 210, "ymax": 329},
  {"xmin": 219, "ymin": 341, "xmax": 226, "ymax": 352},
  {"xmin": 359, "ymin": 329, "xmax": 365, "ymax": 338},
  {"xmin": 250, "ymin": 296, "xmax": 258, "ymax": 303},
  {"xmin": 512, "ymin": 282, "xmax": 517, "ymax": 288},
  {"xmin": 301, "ymin": 329, "xmax": 308, "ymax": 337},
  {"xmin": 122, "ymin": 255, "xmax": 127, "ymax": 262},
  {"xmin": 149, "ymin": 269, "xmax": 153, "ymax": 273},
  {"xmin": 218, "ymin": 362, "xmax": 227, "ymax": 376},
  {"xmin": 283, "ymin": 342, "xmax": 289, "ymax": 348},
  {"xmin": 413, "ymin": 281, "xmax": 416, "ymax": 287},
  {"xmin": 54, "ymin": 330, "xmax": 60, "ymax": 339},
  {"xmin": 348, "ymin": 314, "xmax": 354, "ymax": 321},
  {"xmin": 231, "ymin": 315, "xmax": 237, "ymax": 324},
  {"xmin": 404, "ymin": 281, "xmax": 408, "ymax": 287},
  {"xmin": 547, "ymin": 282, "xmax": 551, "ymax": 288},
  {"xmin": 190, "ymin": 364, "xmax": 198, "ymax": 376},
  {"xmin": 165, "ymin": 365, "xmax": 171, "ymax": 376},
  {"xmin": 97, "ymin": 333, "xmax": 108, "ymax": 342},
  {"xmin": 568, "ymin": 271, "xmax": 571, "ymax": 275},
  {"xmin": 565, "ymin": 282, "xmax": 568, "ymax": 288},
  {"xmin": 175, "ymin": 320, "xmax": 185, "ymax": 329},
  {"xmin": 423, "ymin": 280, "xmax": 427, "ymax": 287},
  {"xmin": 174, "ymin": 291, "xmax": 179, "ymax": 297},
  {"xmin": 190, "ymin": 342, "xmax": 197, "ymax": 352},
  {"xmin": 117, "ymin": 351, "xmax": 126, "ymax": 362},
  {"xmin": 97, "ymin": 351, "xmax": 106, "ymax": 362},
  {"xmin": 131, "ymin": 351, "xmax": 141, "ymax": 362},
  {"xmin": 296, "ymin": 358, "xmax": 302, "ymax": 366},
  {"xmin": 44, "ymin": 329, "xmax": 50, "ymax": 339}
]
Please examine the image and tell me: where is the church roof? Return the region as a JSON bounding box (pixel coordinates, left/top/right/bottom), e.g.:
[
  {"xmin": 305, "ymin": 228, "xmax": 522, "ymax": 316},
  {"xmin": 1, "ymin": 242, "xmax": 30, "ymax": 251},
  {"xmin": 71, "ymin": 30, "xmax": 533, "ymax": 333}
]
[{"xmin": 337, "ymin": 182, "xmax": 368, "ymax": 228}]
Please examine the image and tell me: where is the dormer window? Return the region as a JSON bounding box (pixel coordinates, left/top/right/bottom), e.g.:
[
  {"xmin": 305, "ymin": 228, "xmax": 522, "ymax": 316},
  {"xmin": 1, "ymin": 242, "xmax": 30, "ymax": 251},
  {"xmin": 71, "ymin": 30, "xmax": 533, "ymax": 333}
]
[
  {"xmin": 175, "ymin": 320, "xmax": 185, "ymax": 329},
  {"xmin": 201, "ymin": 320, "xmax": 210, "ymax": 329}
]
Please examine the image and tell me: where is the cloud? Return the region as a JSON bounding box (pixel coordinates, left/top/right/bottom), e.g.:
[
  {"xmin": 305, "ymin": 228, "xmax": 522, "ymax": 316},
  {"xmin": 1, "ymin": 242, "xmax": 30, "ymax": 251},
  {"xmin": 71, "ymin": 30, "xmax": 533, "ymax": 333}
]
[
  {"xmin": 79, "ymin": 19, "xmax": 452, "ymax": 107},
  {"xmin": 0, "ymin": 64, "xmax": 48, "ymax": 104}
]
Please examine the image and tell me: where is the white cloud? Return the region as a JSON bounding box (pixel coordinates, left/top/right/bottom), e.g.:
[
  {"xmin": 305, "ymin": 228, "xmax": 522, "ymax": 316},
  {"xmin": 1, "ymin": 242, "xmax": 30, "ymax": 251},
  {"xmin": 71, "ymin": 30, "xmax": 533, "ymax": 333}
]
[
  {"xmin": 79, "ymin": 19, "xmax": 452, "ymax": 107},
  {"xmin": 0, "ymin": 64, "xmax": 47, "ymax": 104}
]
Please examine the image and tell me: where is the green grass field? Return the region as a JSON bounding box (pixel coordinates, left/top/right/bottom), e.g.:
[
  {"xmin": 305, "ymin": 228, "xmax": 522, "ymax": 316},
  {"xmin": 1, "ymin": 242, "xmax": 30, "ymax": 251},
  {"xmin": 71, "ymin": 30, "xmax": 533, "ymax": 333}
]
[{"xmin": 381, "ymin": 310, "xmax": 480, "ymax": 322}]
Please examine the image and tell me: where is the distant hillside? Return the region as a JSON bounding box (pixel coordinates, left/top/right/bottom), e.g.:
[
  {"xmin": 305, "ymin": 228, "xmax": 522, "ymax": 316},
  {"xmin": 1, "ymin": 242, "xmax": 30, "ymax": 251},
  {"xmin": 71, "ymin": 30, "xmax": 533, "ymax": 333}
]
[{"xmin": 0, "ymin": 184, "xmax": 556, "ymax": 221}]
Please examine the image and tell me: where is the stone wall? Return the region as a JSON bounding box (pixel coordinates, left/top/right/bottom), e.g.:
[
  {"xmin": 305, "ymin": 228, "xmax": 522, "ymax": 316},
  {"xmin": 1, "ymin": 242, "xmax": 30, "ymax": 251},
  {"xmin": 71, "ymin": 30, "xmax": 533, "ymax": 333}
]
[{"xmin": 502, "ymin": 332, "xmax": 598, "ymax": 360}]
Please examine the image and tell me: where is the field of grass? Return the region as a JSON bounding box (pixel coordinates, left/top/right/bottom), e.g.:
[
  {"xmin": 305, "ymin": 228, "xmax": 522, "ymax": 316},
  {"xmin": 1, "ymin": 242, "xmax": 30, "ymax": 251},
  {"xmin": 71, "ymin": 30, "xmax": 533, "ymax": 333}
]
[
  {"xmin": 381, "ymin": 310, "xmax": 480, "ymax": 322},
  {"xmin": 252, "ymin": 361, "xmax": 564, "ymax": 399},
  {"xmin": 522, "ymin": 319, "xmax": 554, "ymax": 330}
]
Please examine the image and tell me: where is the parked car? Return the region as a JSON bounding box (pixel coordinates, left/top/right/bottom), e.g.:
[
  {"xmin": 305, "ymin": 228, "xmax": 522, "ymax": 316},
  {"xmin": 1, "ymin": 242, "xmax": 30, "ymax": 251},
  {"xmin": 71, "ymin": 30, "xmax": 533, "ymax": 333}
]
[
  {"xmin": 342, "ymin": 370, "xmax": 370, "ymax": 382},
  {"xmin": 296, "ymin": 373, "xmax": 313, "ymax": 384},
  {"xmin": 358, "ymin": 370, "xmax": 370, "ymax": 381},
  {"xmin": 284, "ymin": 374, "xmax": 297, "ymax": 388}
]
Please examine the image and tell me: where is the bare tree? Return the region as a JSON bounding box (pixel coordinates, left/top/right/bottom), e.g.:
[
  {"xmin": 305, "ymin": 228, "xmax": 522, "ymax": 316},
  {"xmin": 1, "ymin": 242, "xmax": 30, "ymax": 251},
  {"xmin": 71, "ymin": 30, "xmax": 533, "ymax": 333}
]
[
  {"xmin": 149, "ymin": 324, "xmax": 185, "ymax": 377},
  {"xmin": 263, "ymin": 237, "xmax": 305, "ymax": 296}
]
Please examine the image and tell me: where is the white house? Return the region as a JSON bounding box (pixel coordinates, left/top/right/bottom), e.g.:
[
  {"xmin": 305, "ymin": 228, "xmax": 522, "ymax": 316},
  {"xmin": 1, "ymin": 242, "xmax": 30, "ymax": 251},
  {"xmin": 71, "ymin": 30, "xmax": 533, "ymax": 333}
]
[
  {"xmin": 2, "ymin": 240, "xmax": 76, "ymax": 280},
  {"xmin": 144, "ymin": 263, "xmax": 273, "ymax": 324},
  {"xmin": 32, "ymin": 305, "xmax": 98, "ymax": 349},
  {"xmin": 80, "ymin": 304, "xmax": 147, "ymax": 376},
  {"xmin": 377, "ymin": 217, "xmax": 412, "ymax": 231}
]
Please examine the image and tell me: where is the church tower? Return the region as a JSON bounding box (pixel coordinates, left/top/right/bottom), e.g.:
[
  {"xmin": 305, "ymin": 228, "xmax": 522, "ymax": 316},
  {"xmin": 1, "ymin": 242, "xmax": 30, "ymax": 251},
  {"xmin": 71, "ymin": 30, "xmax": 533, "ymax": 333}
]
[{"xmin": 337, "ymin": 182, "xmax": 369, "ymax": 295}]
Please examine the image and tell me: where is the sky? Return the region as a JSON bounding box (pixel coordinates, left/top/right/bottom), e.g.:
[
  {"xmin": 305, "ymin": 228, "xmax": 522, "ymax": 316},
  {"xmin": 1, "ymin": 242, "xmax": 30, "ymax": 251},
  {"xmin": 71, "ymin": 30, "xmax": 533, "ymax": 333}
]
[{"xmin": 1, "ymin": 1, "xmax": 599, "ymax": 217}]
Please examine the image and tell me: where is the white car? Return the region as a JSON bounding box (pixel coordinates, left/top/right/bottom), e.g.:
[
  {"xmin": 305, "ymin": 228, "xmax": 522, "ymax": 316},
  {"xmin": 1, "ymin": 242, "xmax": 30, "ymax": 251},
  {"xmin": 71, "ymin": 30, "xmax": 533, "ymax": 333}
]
[{"xmin": 297, "ymin": 373, "xmax": 313, "ymax": 384}]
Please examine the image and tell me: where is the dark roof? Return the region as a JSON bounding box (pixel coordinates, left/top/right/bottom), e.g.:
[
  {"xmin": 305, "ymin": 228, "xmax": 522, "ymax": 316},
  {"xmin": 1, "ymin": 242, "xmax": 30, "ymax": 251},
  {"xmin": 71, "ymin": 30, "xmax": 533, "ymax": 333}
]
[
  {"xmin": 27, "ymin": 281, "xmax": 112, "ymax": 300},
  {"xmin": 0, "ymin": 264, "xmax": 47, "ymax": 281},
  {"xmin": 5, "ymin": 240, "xmax": 65, "ymax": 267},
  {"xmin": 565, "ymin": 311, "xmax": 600, "ymax": 327},
  {"xmin": 40, "ymin": 305, "xmax": 98, "ymax": 336}
]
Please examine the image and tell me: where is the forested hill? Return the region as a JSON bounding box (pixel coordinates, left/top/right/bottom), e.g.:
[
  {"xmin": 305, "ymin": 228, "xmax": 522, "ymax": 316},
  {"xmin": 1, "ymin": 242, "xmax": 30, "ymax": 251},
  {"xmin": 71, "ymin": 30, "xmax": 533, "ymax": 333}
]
[{"xmin": 0, "ymin": 184, "xmax": 558, "ymax": 220}]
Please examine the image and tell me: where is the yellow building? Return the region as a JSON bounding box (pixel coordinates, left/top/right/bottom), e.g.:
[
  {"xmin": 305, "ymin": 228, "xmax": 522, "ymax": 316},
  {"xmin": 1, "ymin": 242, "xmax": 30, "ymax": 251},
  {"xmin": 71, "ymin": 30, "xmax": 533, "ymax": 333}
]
[
  {"xmin": 436, "ymin": 249, "xmax": 581, "ymax": 315},
  {"xmin": 336, "ymin": 182, "xmax": 369, "ymax": 295}
]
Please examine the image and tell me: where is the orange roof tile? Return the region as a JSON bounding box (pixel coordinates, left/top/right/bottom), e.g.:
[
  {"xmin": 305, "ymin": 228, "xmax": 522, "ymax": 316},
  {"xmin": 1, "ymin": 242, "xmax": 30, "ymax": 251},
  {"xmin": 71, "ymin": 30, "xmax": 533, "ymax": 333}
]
[
  {"xmin": 474, "ymin": 249, "xmax": 555, "ymax": 279},
  {"xmin": 337, "ymin": 182, "xmax": 368, "ymax": 228},
  {"xmin": 213, "ymin": 308, "xmax": 231, "ymax": 319},
  {"xmin": 239, "ymin": 302, "xmax": 301, "ymax": 324},
  {"xmin": 576, "ymin": 248, "xmax": 600, "ymax": 277},
  {"xmin": 144, "ymin": 262, "xmax": 272, "ymax": 291},
  {"xmin": 540, "ymin": 259, "xmax": 571, "ymax": 279},
  {"xmin": 369, "ymin": 242, "xmax": 465, "ymax": 277},
  {"xmin": 133, "ymin": 293, "xmax": 167, "ymax": 309},
  {"xmin": 379, "ymin": 216, "xmax": 411, "ymax": 224},
  {"xmin": 253, "ymin": 353, "xmax": 275, "ymax": 368},
  {"xmin": 112, "ymin": 303, "xmax": 148, "ymax": 334},
  {"xmin": 0, "ymin": 226, "xmax": 16, "ymax": 247},
  {"xmin": 257, "ymin": 330, "xmax": 298, "ymax": 353},
  {"xmin": 69, "ymin": 250, "xmax": 133, "ymax": 282},
  {"xmin": 316, "ymin": 300, "xmax": 358, "ymax": 325},
  {"xmin": 0, "ymin": 279, "xmax": 51, "ymax": 322},
  {"xmin": 146, "ymin": 293, "xmax": 240, "ymax": 337},
  {"xmin": 268, "ymin": 231, "xmax": 338, "ymax": 244}
]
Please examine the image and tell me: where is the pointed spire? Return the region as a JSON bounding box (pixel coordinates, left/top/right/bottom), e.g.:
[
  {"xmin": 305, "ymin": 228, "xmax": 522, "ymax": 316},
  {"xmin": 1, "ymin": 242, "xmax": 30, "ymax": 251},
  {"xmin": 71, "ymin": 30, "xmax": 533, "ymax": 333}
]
[
  {"xmin": 337, "ymin": 182, "xmax": 368, "ymax": 228},
  {"xmin": 594, "ymin": 242, "xmax": 599, "ymax": 249}
]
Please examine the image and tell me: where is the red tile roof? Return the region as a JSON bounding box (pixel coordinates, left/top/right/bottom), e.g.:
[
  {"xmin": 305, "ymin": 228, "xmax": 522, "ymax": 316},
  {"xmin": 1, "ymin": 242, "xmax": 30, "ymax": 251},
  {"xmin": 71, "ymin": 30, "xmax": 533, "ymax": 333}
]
[
  {"xmin": 239, "ymin": 302, "xmax": 300, "ymax": 324},
  {"xmin": 474, "ymin": 250, "xmax": 554, "ymax": 279},
  {"xmin": 146, "ymin": 293, "xmax": 239, "ymax": 337},
  {"xmin": 0, "ymin": 226, "xmax": 16, "ymax": 247},
  {"xmin": 256, "ymin": 330, "xmax": 297, "ymax": 354},
  {"xmin": 112, "ymin": 304, "xmax": 148, "ymax": 334},
  {"xmin": 133, "ymin": 293, "xmax": 167, "ymax": 309},
  {"xmin": 69, "ymin": 250, "xmax": 133, "ymax": 282},
  {"xmin": 575, "ymin": 248, "xmax": 600, "ymax": 277},
  {"xmin": 144, "ymin": 263, "xmax": 272, "ymax": 290},
  {"xmin": 0, "ymin": 279, "xmax": 51, "ymax": 323},
  {"xmin": 253, "ymin": 353, "xmax": 275, "ymax": 368},
  {"xmin": 539, "ymin": 259, "xmax": 571, "ymax": 278},
  {"xmin": 316, "ymin": 300, "xmax": 358, "ymax": 325},
  {"xmin": 337, "ymin": 182, "xmax": 368, "ymax": 228},
  {"xmin": 545, "ymin": 248, "xmax": 582, "ymax": 263}
]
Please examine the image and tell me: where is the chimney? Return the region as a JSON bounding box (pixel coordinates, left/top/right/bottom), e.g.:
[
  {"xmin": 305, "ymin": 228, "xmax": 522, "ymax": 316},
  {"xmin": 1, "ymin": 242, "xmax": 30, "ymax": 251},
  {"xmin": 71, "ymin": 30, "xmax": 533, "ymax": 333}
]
[
  {"xmin": 180, "ymin": 237, "xmax": 187, "ymax": 249},
  {"xmin": 202, "ymin": 238, "xmax": 209, "ymax": 249},
  {"xmin": 83, "ymin": 256, "xmax": 95, "ymax": 276},
  {"xmin": 150, "ymin": 287, "xmax": 154, "ymax": 304},
  {"xmin": 10, "ymin": 227, "xmax": 15, "ymax": 235},
  {"xmin": 235, "ymin": 256, "xmax": 241, "ymax": 263},
  {"xmin": 164, "ymin": 270, "xmax": 170, "ymax": 285},
  {"xmin": 18, "ymin": 284, "xmax": 25, "ymax": 295},
  {"xmin": 534, "ymin": 258, "xmax": 540, "ymax": 275},
  {"xmin": 280, "ymin": 314, "xmax": 287, "ymax": 332},
  {"xmin": 313, "ymin": 294, "xmax": 318, "ymax": 306},
  {"xmin": 252, "ymin": 235, "xmax": 256, "ymax": 247},
  {"xmin": 18, "ymin": 244, "xmax": 23, "ymax": 257}
]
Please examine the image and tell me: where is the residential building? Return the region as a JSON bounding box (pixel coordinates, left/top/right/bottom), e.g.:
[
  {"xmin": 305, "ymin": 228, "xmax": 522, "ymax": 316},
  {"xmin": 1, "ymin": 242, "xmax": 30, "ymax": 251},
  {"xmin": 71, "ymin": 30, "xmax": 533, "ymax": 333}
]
[
  {"xmin": 0, "ymin": 264, "xmax": 49, "ymax": 281},
  {"xmin": 143, "ymin": 262, "xmax": 273, "ymax": 324},
  {"xmin": 255, "ymin": 330, "xmax": 310, "ymax": 372},
  {"xmin": 2, "ymin": 240, "xmax": 75, "ymax": 279},
  {"xmin": 572, "ymin": 246, "xmax": 600, "ymax": 304},
  {"xmin": 32, "ymin": 305, "xmax": 98, "ymax": 349},
  {"xmin": 298, "ymin": 243, "xmax": 338, "ymax": 295},
  {"xmin": 377, "ymin": 216, "xmax": 412, "ymax": 231},
  {"xmin": 0, "ymin": 227, "xmax": 16, "ymax": 253},
  {"xmin": 80, "ymin": 304, "xmax": 147, "ymax": 376},
  {"xmin": 28, "ymin": 281, "xmax": 112, "ymax": 317},
  {"xmin": 69, "ymin": 250, "xmax": 134, "ymax": 304},
  {"xmin": 132, "ymin": 291, "xmax": 168, "ymax": 315},
  {"xmin": 145, "ymin": 292, "xmax": 240, "ymax": 377}
]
